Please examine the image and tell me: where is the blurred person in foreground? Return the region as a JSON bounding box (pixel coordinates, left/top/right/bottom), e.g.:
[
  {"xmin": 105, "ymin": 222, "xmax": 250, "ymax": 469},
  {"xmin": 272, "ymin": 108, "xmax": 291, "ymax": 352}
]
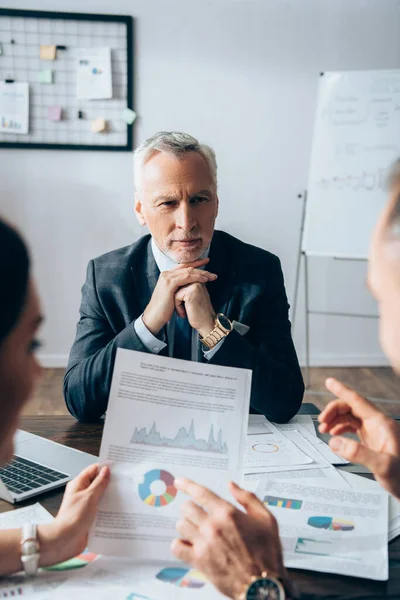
[
  {"xmin": 0, "ymin": 219, "xmax": 109, "ymax": 576},
  {"xmin": 170, "ymin": 160, "xmax": 400, "ymax": 599}
]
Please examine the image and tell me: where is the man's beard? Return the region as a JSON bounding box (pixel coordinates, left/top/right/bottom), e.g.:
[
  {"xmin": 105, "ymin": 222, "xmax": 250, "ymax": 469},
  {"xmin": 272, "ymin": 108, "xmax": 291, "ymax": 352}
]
[{"xmin": 164, "ymin": 237, "xmax": 209, "ymax": 264}]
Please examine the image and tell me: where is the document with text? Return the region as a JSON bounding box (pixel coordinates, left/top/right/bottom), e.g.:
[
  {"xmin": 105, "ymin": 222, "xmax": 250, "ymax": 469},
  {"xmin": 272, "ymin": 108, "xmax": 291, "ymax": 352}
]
[
  {"xmin": 257, "ymin": 480, "xmax": 388, "ymax": 580},
  {"xmin": 89, "ymin": 349, "xmax": 252, "ymax": 560}
]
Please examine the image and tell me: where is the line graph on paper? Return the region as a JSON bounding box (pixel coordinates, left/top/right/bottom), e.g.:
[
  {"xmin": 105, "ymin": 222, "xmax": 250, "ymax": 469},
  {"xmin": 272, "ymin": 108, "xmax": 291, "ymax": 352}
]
[{"xmin": 131, "ymin": 420, "xmax": 228, "ymax": 455}]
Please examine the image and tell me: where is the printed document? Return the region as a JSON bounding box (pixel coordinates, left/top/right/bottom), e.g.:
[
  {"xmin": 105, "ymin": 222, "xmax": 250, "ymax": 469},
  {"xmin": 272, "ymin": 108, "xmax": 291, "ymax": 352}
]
[
  {"xmin": 257, "ymin": 479, "xmax": 388, "ymax": 580},
  {"xmin": 76, "ymin": 47, "xmax": 112, "ymax": 99},
  {"xmin": 277, "ymin": 422, "xmax": 348, "ymax": 465},
  {"xmin": 89, "ymin": 349, "xmax": 252, "ymax": 560},
  {"xmin": 245, "ymin": 419, "xmax": 313, "ymax": 473},
  {"xmin": 0, "ymin": 82, "xmax": 29, "ymax": 134},
  {"xmin": 339, "ymin": 470, "xmax": 400, "ymax": 542},
  {"xmin": 0, "ymin": 503, "xmax": 53, "ymax": 529}
]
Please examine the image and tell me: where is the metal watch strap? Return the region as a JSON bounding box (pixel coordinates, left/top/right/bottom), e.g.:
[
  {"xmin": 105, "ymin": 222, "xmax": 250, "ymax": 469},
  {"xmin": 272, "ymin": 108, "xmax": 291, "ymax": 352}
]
[
  {"xmin": 200, "ymin": 315, "xmax": 232, "ymax": 349},
  {"xmin": 21, "ymin": 523, "xmax": 40, "ymax": 576}
]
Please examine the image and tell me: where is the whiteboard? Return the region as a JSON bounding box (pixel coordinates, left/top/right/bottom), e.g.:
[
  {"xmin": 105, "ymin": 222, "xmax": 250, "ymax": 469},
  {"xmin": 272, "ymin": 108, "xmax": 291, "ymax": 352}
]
[{"xmin": 302, "ymin": 70, "xmax": 400, "ymax": 259}]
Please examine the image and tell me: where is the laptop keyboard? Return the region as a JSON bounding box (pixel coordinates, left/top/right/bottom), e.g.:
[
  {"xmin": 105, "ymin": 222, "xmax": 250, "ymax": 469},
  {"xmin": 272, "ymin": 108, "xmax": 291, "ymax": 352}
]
[{"xmin": 0, "ymin": 456, "xmax": 69, "ymax": 496}]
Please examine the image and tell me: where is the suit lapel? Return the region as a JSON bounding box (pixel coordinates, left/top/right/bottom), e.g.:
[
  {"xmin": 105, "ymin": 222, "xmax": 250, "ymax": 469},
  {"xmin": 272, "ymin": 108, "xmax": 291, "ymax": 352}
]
[
  {"xmin": 130, "ymin": 238, "xmax": 160, "ymax": 317},
  {"xmin": 207, "ymin": 231, "xmax": 236, "ymax": 317}
]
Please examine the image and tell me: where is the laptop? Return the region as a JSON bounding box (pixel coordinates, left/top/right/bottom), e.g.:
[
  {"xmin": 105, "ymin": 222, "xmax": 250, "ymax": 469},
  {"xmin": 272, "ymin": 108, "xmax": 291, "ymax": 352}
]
[{"xmin": 0, "ymin": 430, "xmax": 97, "ymax": 504}]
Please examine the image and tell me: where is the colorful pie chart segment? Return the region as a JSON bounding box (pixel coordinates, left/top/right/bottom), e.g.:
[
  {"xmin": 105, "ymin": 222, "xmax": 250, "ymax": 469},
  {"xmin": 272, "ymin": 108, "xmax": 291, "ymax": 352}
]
[
  {"xmin": 138, "ymin": 469, "xmax": 177, "ymax": 507},
  {"xmin": 156, "ymin": 567, "xmax": 207, "ymax": 588},
  {"xmin": 307, "ymin": 516, "xmax": 355, "ymax": 531}
]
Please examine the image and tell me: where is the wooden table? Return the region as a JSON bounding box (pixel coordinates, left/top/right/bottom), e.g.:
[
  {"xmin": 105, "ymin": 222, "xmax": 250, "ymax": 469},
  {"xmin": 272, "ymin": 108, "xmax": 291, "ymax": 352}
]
[{"xmin": 1, "ymin": 416, "xmax": 399, "ymax": 599}]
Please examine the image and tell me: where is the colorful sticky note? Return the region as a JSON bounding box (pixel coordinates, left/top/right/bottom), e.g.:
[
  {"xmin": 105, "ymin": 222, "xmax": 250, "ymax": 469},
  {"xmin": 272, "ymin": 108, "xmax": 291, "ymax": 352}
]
[
  {"xmin": 48, "ymin": 106, "xmax": 62, "ymax": 121},
  {"xmin": 91, "ymin": 118, "xmax": 106, "ymax": 133},
  {"xmin": 121, "ymin": 108, "xmax": 137, "ymax": 125},
  {"xmin": 40, "ymin": 45, "xmax": 57, "ymax": 60},
  {"xmin": 39, "ymin": 69, "xmax": 53, "ymax": 84}
]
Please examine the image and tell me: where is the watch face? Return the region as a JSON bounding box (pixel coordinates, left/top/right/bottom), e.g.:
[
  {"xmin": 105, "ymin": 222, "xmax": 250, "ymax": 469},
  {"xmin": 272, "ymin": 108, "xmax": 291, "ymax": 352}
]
[
  {"xmin": 217, "ymin": 313, "xmax": 232, "ymax": 331},
  {"xmin": 246, "ymin": 577, "xmax": 284, "ymax": 600}
]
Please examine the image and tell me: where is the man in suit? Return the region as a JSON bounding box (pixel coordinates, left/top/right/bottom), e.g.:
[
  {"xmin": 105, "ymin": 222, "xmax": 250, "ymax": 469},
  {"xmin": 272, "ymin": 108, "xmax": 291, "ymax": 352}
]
[{"xmin": 64, "ymin": 131, "xmax": 304, "ymax": 423}]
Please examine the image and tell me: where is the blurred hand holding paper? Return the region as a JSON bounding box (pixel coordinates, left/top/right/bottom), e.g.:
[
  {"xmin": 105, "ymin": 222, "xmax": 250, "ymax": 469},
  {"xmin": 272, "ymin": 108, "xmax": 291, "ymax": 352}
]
[{"xmin": 89, "ymin": 348, "xmax": 251, "ymax": 561}]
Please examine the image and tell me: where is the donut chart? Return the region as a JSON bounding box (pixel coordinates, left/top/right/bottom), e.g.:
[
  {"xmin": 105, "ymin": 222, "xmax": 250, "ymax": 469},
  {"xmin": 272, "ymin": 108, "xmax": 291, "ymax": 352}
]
[
  {"xmin": 138, "ymin": 469, "xmax": 177, "ymax": 507},
  {"xmin": 252, "ymin": 442, "xmax": 279, "ymax": 453}
]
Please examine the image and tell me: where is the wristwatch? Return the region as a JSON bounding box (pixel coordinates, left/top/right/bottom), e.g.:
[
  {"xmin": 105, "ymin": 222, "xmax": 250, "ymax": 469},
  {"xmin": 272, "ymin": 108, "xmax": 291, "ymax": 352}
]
[
  {"xmin": 200, "ymin": 313, "xmax": 233, "ymax": 349},
  {"xmin": 20, "ymin": 523, "xmax": 40, "ymax": 577},
  {"xmin": 239, "ymin": 571, "xmax": 294, "ymax": 600}
]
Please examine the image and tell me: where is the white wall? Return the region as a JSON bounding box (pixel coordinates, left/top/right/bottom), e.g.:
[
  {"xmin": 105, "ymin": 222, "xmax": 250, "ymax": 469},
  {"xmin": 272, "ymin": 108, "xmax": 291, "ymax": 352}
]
[{"xmin": 2, "ymin": 0, "xmax": 400, "ymax": 367}]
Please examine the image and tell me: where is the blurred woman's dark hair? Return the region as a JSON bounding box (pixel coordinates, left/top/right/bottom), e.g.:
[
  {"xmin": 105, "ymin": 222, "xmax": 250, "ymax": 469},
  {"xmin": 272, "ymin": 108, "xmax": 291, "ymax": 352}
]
[{"xmin": 0, "ymin": 219, "xmax": 30, "ymax": 345}]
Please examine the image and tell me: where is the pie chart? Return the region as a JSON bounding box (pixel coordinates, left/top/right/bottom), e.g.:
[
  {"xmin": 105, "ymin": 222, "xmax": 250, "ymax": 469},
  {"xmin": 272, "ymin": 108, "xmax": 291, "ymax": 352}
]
[
  {"xmin": 156, "ymin": 567, "xmax": 207, "ymax": 588},
  {"xmin": 138, "ymin": 469, "xmax": 177, "ymax": 507}
]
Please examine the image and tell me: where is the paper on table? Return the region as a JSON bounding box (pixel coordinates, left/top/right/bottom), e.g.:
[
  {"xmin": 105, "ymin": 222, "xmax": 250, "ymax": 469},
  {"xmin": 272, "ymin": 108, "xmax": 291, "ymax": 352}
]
[
  {"xmin": 257, "ymin": 479, "xmax": 388, "ymax": 580},
  {"xmin": 89, "ymin": 349, "xmax": 252, "ymax": 561},
  {"xmin": 339, "ymin": 470, "xmax": 400, "ymax": 542},
  {"xmin": 287, "ymin": 415, "xmax": 317, "ymax": 437},
  {"xmin": 277, "ymin": 422, "xmax": 348, "ymax": 465},
  {"xmin": 244, "ymin": 421, "xmax": 313, "ymax": 473},
  {"xmin": 0, "ymin": 82, "xmax": 29, "ymax": 135},
  {"xmin": 77, "ymin": 47, "xmax": 112, "ymax": 99},
  {"xmin": 276, "ymin": 429, "xmax": 349, "ymax": 486},
  {"xmin": 246, "ymin": 467, "xmax": 344, "ymax": 487},
  {"xmin": 50, "ymin": 557, "xmax": 226, "ymax": 599},
  {"xmin": 0, "ymin": 503, "xmax": 53, "ymax": 529},
  {"xmin": 245, "ymin": 429, "xmax": 349, "ymax": 491},
  {"xmin": 247, "ymin": 415, "xmax": 274, "ymax": 435}
]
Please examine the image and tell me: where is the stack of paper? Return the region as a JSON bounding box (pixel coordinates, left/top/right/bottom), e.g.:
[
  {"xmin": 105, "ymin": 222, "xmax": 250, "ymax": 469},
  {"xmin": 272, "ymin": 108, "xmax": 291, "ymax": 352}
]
[
  {"xmin": 244, "ymin": 415, "xmax": 392, "ymax": 581},
  {"xmin": 244, "ymin": 415, "xmax": 348, "ymax": 484}
]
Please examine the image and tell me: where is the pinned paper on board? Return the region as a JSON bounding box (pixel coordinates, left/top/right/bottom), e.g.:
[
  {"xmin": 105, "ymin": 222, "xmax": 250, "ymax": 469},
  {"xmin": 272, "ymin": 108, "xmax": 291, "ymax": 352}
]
[
  {"xmin": 121, "ymin": 108, "xmax": 136, "ymax": 125},
  {"xmin": 48, "ymin": 105, "xmax": 62, "ymax": 121},
  {"xmin": 40, "ymin": 44, "xmax": 57, "ymax": 60},
  {"xmin": 77, "ymin": 47, "xmax": 112, "ymax": 100},
  {"xmin": 39, "ymin": 69, "xmax": 53, "ymax": 84},
  {"xmin": 91, "ymin": 118, "xmax": 106, "ymax": 133},
  {"xmin": 0, "ymin": 82, "xmax": 29, "ymax": 134}
]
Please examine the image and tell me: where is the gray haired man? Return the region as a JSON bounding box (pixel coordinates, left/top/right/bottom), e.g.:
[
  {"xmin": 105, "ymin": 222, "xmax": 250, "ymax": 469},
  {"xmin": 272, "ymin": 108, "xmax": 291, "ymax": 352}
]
[{"xmin": 64, "ymin": 131, "xmax": 304, "ymax": 422}]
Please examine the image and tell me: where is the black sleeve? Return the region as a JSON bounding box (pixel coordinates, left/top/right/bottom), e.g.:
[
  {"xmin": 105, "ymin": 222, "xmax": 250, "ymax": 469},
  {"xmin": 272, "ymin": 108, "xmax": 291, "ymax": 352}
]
[
  {"xmin": 209, "ymin": 256, "xmax": 304, "ymax": 423},
  {"xmin": 63, "ymin": 260, "xmax": 148, "ymax": 422}
]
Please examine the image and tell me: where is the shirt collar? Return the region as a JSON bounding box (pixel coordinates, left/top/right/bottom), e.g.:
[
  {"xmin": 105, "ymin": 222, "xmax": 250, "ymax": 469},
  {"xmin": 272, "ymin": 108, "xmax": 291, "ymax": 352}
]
[{"xmin": 151, "ymin": 237, "xmax": 210, "ymax": 272}]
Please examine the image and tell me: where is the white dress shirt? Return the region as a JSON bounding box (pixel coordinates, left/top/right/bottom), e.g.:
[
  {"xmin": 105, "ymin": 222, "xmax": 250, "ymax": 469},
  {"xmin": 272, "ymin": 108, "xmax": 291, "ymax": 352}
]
[{"xmin": 133, "ymin": 238, "xmax": 224, "ymax": 361}]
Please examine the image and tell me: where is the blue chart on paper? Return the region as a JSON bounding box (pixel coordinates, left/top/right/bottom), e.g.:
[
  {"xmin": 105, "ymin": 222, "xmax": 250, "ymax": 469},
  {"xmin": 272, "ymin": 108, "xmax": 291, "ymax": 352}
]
[{"xmin": 131, "ymin": 420, "xmax": 228, "ymax": 454}]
